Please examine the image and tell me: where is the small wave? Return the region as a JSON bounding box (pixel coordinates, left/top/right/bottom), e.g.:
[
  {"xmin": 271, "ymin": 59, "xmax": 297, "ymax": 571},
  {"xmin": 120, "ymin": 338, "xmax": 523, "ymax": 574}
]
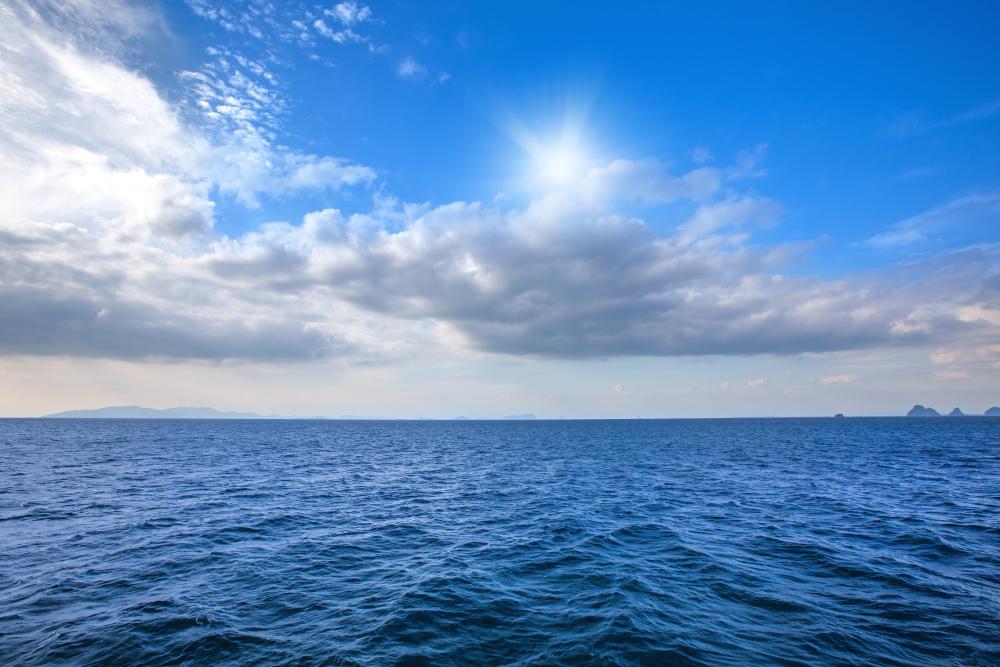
[{"xmin": 2, "ymin": 418, "xmax": 998, "ymax": 665}]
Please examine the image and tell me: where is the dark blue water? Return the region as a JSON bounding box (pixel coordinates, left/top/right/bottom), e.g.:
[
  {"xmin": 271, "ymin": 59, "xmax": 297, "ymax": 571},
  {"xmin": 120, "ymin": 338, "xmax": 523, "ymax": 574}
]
[{"xmin": 1, "ymin": 418, "xmax": 998, "ymax": 665}]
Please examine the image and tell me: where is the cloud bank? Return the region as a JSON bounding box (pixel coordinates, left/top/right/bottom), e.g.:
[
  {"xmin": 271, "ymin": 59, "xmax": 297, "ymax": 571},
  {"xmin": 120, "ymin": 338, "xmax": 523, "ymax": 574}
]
[{"xmin": 1, "ymin": 0, "xmax": 998, "ymax": 368}]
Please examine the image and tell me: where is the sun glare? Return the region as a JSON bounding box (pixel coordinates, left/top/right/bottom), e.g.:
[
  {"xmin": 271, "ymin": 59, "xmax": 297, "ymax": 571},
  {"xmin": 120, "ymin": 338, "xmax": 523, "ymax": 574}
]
[{"xmin": 537, "ymin": 142, "xmax": 584, "ymax": 186}]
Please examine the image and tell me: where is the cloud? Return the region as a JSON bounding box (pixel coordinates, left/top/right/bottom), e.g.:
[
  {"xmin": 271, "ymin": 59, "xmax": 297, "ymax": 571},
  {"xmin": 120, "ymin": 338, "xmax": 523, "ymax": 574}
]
[
  {"xmin": 326, "ymin": 2, "xmax": 372, "ymax": 25},
  {"xmin": 926, "ymin": 341, "xmax": 1000, "ymax": 375},
  {"xmin": 820, "ymin": 373, "xmax": 859, "ymax": 385},
  {"xmin": 0, "ymin": 0, "xmax": 389, "ymax": 361},
  {"xmin": 196, "ymin": 193, "xmax": 980, "ymax": 359},
  {"xmin": 691, "ymin": 146, "xmax": 713, "ymax": 164},
  {"xmin": 899, "ymin": 166, "xmax": 941, "ymax": 180},
  {"xmin": 12, "ymin": 165, "xmax": 989, "ymax": 362},
  {"xmin": 185, "ymin": 0, "xmax": 266, "ymax": 36},
  {"xmin": 747, "ymin": 378, "xmax": 768, "ymax": 389},
  {"xmin": 888, "ymin": 99, "xmax": 1000, "ymax": 138},
  {"xmin": 314, "ymin": 18, "xmax": 366, "ymax": 45},
  {"xmin": 6, "ymin": 193, "xmax": 998, "ymax": 363},
  {"xmin": 27, "ymin": 0, "xmax": 166, "ymax": 42},
  {"xmin": 0, "ymin": 286, "xmax": 345, "ymax": 361},
  {"xmin": 2, "ymin": 1, "xmax": 999, "ymax": 366},
  {"xmin": 865, "ymin": 192, "xmax": 1000, "ymax": 248},
  {"xmin": 581, "ymin": 159, "xmax": 721, "ymax": 206},
  {"xmin": 933, "ymin": 369, "xmax": 969, "ymax": 381},
  {"xmin": 282, "ymin": 155, "xmax": 376, "ymax": 192},
  {"xmin": 929, "ymin": 350, "xmax": 956, "ymax": 364},
  {"xmin": 725, "ymin": 144, "xmax": 768, "ymax": 179},
  {"xmin": 397, "ymin": 56, "xmax": 427, "ymax": 79},
  {"xmin": 313, "ymin": 3, "xmax": 379, "ymax": 49},
  {"xmin": 580, "ymin": 148, "xmax": 772, "ymax": 212},
  {"xmin": 1, "ymin": 2, "xmax": 374, "ymax": 219},
  {"xmin": 677, "ymin": 196, "xmax": 780, "ymax": 245}
]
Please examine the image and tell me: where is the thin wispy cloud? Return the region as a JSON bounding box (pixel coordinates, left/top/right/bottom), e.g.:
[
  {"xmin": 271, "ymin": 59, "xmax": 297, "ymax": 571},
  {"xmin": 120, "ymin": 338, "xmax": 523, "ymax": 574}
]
[
  {"xmin": 397, "ymin": 56, "xmax": 427, "ymax": 78},
  {"xmin": 888, "ymin": 98, "xmax": 1000, "ymax": 138},
  {"xmin": 820, "ymin": 374, "xmax": 859, "ymax": 385},
  {"xmin": 865, "ymin": 192, "xmax": 1000, "ymax": 247}
]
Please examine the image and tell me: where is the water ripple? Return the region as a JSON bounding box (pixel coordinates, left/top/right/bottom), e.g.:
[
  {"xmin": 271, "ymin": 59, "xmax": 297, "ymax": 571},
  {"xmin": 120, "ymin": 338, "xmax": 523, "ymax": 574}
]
[{"xmin": 1, "ymin": 418, "xmax": 998, "ymax": 665}]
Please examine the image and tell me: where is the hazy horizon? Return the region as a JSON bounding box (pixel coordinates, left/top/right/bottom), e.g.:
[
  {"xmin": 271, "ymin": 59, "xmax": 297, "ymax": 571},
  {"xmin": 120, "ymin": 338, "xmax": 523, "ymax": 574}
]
[
  {"xmin": 21, "ymin": 402, "xmax": 1000, "ymax": 420},
  {"xmin": 1, "ymin": 1, "xmax": 998, "ymax": 417}
]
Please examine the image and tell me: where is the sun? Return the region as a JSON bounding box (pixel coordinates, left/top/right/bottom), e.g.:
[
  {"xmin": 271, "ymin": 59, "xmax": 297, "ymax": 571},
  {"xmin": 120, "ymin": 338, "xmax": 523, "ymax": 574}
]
[
  {"xmin": 537, "ymin": 142, "xmax": 584, "ymax": 186},
  {"xmin": 498, "ymin": 95, "xmax": 595, "ymax": 191}
]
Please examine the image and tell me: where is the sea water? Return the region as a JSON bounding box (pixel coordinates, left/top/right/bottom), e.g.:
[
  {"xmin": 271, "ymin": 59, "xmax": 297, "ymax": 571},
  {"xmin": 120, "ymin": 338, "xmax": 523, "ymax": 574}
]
[{"xmin": 1, "ymin": 418, "xmax": 998, "ymax": 665}]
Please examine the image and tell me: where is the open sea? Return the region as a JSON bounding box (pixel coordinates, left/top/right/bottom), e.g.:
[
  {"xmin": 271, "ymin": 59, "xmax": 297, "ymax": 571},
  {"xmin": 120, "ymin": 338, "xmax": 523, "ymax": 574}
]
[{"xmin": 1, "ymin": 417, "xmax": 998, "ymax": 666}]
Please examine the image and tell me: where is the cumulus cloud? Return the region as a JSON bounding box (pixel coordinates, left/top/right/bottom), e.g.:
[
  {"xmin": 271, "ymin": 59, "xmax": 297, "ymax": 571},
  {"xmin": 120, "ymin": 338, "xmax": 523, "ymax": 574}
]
[
  {"xmin": 0, "ymin": 0, "xmax": 382, "ymax": 361},
  {"xmin": 5, "ymin": 182, "xmax": 999, "ymax": 362},
  {"xmin": 1, "ymin": 0, "xmax": 998, "ymax": 366},
  {"xmin": 193, "ymin": 195, "xmax": 999, "ymax": 359},
  {"xmin": 282, "ymin": 155, "xmax": 376, "ymax": 192}
]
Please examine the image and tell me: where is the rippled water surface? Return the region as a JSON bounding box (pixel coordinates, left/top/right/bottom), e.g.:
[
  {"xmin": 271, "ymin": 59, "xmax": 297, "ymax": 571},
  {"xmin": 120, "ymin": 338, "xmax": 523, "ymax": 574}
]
[{"xmin": 1, "ymin": 418, "xmax": 999, "ymax": 665}]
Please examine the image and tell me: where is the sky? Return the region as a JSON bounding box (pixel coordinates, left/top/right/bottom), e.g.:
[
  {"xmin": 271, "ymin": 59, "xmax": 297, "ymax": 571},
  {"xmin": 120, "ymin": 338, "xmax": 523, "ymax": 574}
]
[{"xmin": 1, "ymin": 0, "xmax": 999, "ymax": 418}]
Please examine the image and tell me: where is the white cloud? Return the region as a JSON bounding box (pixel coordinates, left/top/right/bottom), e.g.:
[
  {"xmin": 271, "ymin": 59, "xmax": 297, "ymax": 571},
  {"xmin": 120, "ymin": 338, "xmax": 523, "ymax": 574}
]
[
  {"xmin": 747, "ymin": 378, "xmax": 768, "ymax": 389},
  {"xmin": 955, "ymin": 304, "xmax": 1000, "ymax": 327},
  {"xmin": 581, "ymin": 159, "xmax": 721, "ymax": 207},
  {"xmin": 888, "ymin": 98, "xmax": 1000, "ymax": 138},
  {"xmin": 933, "ymin": 369, "xmax": 969, "ymax": 381},
  {"xmin": 929, "ymin": 350, "xmax": 956, "ymax": 364},
  {"xmin": 12, "ymin": 170, "xmax": 994, "ymax": 362},
  {"xmin": 820, "ymin": 373, "xmax": 859, "ymax": 385},
  {"xmin": 313, "ymin": 3, "xmax": 378, "ymax": 49},
  {"xmin": 1, "ymin": 1, "xmax": 999, "ymax": 368},
  {"xmin": 326, "ymin": 2, "xmax": 372, "ymax": 25},
  {"xmin": 691, "ymin": 146, "xmax": 713, "ymax": 164},
  {"xmin": 677, "ymin": 196, "xmax": 780, "ymax": 245},
  {"xmin": 866, "ymin": 192, "xmax": 1000, "ymax": 247},
  {"xmin": 725, "ymin": 144, "xmax": 768, "ymax": 179},
  {"xmin": 397, "ymin": 56, "xmax": 427, "ymax": 79},
  {"xmin": 282, "ymin": 155, "xmax": 376, "ymax": 192},
  {"xmin": 314, "ymin": 18, "xmax": 368, "ymax": 45}
]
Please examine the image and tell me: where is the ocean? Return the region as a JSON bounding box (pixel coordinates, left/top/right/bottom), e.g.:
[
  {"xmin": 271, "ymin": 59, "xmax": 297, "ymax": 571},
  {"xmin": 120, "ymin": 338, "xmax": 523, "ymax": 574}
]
[{"xmin": 1, "ymin": 418, "xmax": 998, "ymax": 665}]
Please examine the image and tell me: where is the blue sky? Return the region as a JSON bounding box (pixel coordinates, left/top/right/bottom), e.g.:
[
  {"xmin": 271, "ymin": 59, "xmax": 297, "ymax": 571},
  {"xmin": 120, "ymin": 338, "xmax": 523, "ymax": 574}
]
[
  {"xmin": 162, "ymin": 1, "xmax": 1000, "ymax": 251},
  {"xmin": 0, "ymin": 0, "xmax": 998, "ymax": 417}
]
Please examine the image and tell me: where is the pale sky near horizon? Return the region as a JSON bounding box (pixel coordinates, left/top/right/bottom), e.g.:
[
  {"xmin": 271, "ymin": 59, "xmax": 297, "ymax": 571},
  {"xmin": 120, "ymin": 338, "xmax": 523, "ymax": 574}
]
[{"xmin": 1, "ymin": 0, "xmax": 999, "ymax": 418}]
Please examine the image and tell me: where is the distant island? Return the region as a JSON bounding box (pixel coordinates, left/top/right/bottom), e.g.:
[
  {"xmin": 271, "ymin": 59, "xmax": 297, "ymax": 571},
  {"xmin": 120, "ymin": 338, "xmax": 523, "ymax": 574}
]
[
  {"xmin": 906, "ymin": 405, "xmax": 1000, "ymax": 417},
  {"xmin": 34, "ymin": 405, "xmax": 1000, "ymax": 419},
  {"xmin": 42, "ymin": 406, "xmax": 281, "ymax": 419}
]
